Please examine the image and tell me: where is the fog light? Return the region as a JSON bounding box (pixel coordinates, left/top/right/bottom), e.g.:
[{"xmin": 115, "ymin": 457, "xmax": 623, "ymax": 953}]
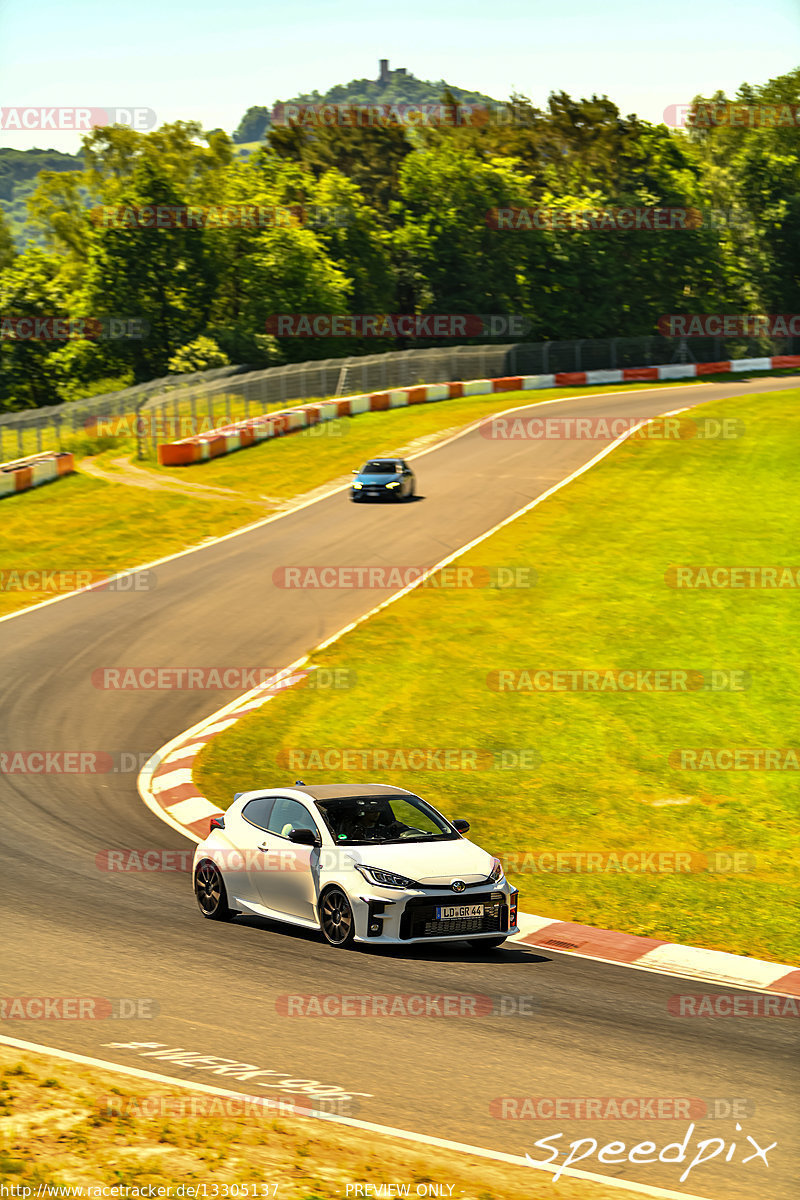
[{"xmin": 369, "ymin": 922, "xmax": 381, "ymax": 934}]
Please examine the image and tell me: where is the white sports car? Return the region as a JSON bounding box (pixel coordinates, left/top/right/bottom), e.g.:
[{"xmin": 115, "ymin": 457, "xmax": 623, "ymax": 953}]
[{"xmin": 193, "ymin": 783, "xmax": 519, "ymax": 948}]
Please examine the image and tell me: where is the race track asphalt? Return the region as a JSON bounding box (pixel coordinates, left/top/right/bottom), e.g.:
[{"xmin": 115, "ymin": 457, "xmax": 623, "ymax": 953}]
[{"xmin": 3, "ymin": 376, "xmax": 798, "ymax": 1199}]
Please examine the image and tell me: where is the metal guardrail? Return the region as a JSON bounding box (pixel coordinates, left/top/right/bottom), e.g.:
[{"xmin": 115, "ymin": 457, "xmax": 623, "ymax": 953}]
[{"xmin": 1, "ymin": 334, "xmax": 797, "ymax": 461}]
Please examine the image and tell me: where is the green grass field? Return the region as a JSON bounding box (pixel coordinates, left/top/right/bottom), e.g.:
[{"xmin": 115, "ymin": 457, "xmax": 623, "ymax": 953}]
[
  {"xmin": 0, "ymin": 379, "xmax": 699, "ymax": 617},
  {"xmin": 196, "ymin": 386, "xmax": 800, "ymax": 963}
]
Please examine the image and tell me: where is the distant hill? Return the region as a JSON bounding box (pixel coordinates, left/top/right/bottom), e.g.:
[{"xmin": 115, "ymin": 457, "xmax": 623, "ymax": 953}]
[
  {"xmin": 0, "ymin": 148, "xmax": 83, "ymax": 247},
  {"xmin": 232, "ymin": 60, "xmax": 502, "ymax": 143}
]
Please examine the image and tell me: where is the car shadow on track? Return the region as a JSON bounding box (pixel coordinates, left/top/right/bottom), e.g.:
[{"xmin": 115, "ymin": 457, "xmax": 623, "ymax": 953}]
[
  {"xmin": 351, "ymin": 494, "xmax": 426, "ymax": 504},
  {"xmin": 230, "ymin": 915, "xmax": 549, "ymax": 965}
]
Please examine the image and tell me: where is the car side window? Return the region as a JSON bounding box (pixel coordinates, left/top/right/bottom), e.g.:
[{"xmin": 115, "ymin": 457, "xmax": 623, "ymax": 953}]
[
  {"xmin": 242, "ymin": 796, "xmax": 276, "ymax": 831},
  {"xmin": 267, "ymin": 797, "xmax": 320, "ymax": 840}
]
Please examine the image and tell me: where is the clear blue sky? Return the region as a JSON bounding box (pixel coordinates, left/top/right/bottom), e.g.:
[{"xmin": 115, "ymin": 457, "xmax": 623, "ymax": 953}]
[{"xmin": 0, "ymin": 0, "xmax": 798, "ymax": 152}]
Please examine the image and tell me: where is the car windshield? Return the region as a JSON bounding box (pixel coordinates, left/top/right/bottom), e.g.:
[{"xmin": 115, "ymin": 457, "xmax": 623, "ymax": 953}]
[
  {"xmin": 362, "ymin": 461, "xmax": 398, "ymax": 475},
  {"xmin": 316, "ymin": 794, "xmax": 456, "ymax": 844}
]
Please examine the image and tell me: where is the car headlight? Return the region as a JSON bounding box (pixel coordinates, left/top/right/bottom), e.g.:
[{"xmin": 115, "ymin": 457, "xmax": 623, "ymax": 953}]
[
  {"xmin": 385, "ymin": 481, "xmax": 399, "ymax": 488},
  {"xmin": 354, "ymin": 864, "xmax": 421, "ymax": 889},
  {"xmin": 353, "ymin": 481, "xmax": 363, "ymax": 489},
  {"xmin": 488, "ymin": 857, "xmax": 504, "ymax": 883}
]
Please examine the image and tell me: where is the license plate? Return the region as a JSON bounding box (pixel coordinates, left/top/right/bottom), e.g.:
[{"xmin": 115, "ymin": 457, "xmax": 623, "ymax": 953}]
[{"xmin": 435, "ymin": 904, "xmax": 484, "ymax": 919}]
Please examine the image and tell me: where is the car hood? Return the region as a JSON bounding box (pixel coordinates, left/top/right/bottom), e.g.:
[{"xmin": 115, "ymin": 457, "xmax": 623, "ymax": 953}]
[
  {"xmin": 343, "ymin": 838, "xmax": 494, "ymax": 885},
  {"xmin": 356, "ymin": 472, "xmax": 401, "ymax": 484}
]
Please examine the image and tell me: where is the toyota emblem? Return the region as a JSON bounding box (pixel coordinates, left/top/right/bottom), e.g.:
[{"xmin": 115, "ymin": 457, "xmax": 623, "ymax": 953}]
[{"xmin": 451, "ymin": 879, "xmax": 466, "ymax": 893}]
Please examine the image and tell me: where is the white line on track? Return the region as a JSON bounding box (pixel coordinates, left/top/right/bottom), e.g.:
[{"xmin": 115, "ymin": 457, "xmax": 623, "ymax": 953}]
[
  {"xmin": 0, "ymin": 382, "xmax": 714, "ymax": 627},
  {"xmin": 0, "ymin": 1035, "xmax": 715, "ymax": 1200}
]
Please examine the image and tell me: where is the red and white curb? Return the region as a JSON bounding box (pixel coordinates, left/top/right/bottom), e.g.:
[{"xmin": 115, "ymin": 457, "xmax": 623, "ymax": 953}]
[
  {"xmin": 140, "ymin": 675, "xmax": 800, "ymax": 1000},
  {"xmin": 138, "ymin": 404, "xmax": 800, "ymax": 1001},
  {"xmin": 155, "ymin": 354, "xmax": 800, "ymax": 467}
]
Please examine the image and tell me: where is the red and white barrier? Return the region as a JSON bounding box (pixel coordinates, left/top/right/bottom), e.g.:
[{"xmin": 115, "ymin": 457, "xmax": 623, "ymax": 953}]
[
  {"xmin": 0, "ymin": 451, "xmax": 75, "ymax": 499},
  {"xmin": 156, "ymin": 354, "xmax": 800, "ymax": 467}
]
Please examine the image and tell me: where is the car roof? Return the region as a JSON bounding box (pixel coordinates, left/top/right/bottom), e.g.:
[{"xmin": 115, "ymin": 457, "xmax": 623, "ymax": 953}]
[
  {"xmin": 361, "ymin": 457, "xmax": 399, "ymax": 466},
  {"xmin": 290, "ymin": 783, "xmax": 414, "ymax": 801}
]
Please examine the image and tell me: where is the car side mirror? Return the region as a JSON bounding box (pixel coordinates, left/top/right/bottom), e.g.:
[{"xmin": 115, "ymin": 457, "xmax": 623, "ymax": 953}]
[
  {"xmin": 452, "ymin": 819, "xmax": 470, "ymax": 834},
  {"xmin": 209, "ymin": 814, "xmax": 225, "ymax": 832},
  {"xmin": 288, "ymin": 827, "xmax": 319, "ymax": 846}
]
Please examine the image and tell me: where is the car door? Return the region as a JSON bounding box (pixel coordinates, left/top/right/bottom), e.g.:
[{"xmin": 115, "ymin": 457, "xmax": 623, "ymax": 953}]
[
  {"xmin": 221, "ymin": 796, "xmax": 276, "ymax": 909},
  {"xmin": 399, "ymin": 460, "xmax": 413, "ymax": 496},
  {"xmin": 255, "ymin": 796, "xmax": 322, "ymax": 922}
]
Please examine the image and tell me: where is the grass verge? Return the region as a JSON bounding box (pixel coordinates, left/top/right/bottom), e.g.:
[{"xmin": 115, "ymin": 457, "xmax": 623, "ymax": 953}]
[
  {"xmin": 0, "ymin": 1046, "xmax": 653, "ymax": 1199},
  {"xmin": 1, "ymin": 379, "xmax": 699, "ymax": 618},
  {"xmin": 196, "ymin": 387, "xmax": 800, "ymax": 963}
]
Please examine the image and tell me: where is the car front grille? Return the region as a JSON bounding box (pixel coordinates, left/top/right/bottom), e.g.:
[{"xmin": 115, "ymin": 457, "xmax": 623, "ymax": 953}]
[{"xmin": 399, "ymin": 890, "xmax": 507, "ymax": 940}]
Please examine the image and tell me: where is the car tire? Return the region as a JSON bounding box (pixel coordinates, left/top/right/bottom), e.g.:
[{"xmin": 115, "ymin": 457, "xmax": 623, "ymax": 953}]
[
  {"xmin": 406, "ymin": 482, "xmax": 416, "ymax": 501},
  {"xmin": 468, "ymin": 936, "xmax": 507, "ymax": 950},
  {"xmin": 319, "ymin": 886, "xmax": 356, "ymax": 947},
  {"xmin": 194, "ymin": 860, "xmax": 234, "ymax": 921}
]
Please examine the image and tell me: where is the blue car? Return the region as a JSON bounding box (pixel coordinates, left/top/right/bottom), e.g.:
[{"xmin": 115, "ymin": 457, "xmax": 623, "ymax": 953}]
[{"xmin": 351, "ymin": 457, "xmax": 416, "ymax": 502}]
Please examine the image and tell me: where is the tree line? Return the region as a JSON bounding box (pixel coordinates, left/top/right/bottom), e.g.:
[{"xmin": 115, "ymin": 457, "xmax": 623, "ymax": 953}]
[{"xmin": 0, "ymin": 67, "xmax": 797, "ymax": 410}]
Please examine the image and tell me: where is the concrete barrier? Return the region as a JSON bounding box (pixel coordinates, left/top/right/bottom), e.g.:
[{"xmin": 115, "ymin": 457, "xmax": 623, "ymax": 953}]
[{"xmin": 0, "ymin": 451, "xmax": 75, "ymax": 499}]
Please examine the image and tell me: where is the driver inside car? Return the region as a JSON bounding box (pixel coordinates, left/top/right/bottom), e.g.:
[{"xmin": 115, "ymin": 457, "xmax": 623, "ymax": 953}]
[{"xmin": 338, "ymin": 801, "xmax": 410, "ymax": 842}]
